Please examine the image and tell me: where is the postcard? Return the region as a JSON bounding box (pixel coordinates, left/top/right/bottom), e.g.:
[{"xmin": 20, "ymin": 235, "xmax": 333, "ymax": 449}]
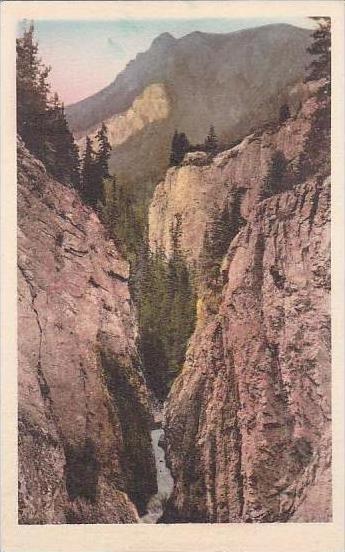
[{"xmin": 1, "ymin": 1, "xmax": 344, "ymax": 551}]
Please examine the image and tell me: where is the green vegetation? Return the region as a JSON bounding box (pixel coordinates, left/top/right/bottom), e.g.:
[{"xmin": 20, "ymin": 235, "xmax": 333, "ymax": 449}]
[
  {"xmin": 80, "ymin": 124, "xmax": 111, "ymax": 207},
  {"xmin": 17, "ymin": 23, "xmax": 80, "ymax": 187},
  {"xmin": 169, "ymin": 125, "xmax": 220, "ymax": 166},
  {"xmin": 104, "ymin": 186, "xmax": 197, "ymax": 399},
  {"xmin": 279, "ymin": 104, "xmax": 291, "ymax": 123},
  {"xmin": 264, "ymin": 150, "xmax": 289, "ymax": 198},
  {"xmin": 200, "ymin": 191, "xmax": 245, "ymax": 294},
  {"xmin": 169, "ymin": 131, "xmax": 190, "ymax": 166},
  {"xmin": 204, "ymin": 125, "xmax": 219, "ymax": 154},
  {"xmin": 17, "ymin": 23, "xmax": 196, "ymax": 401},
  {"xmin": 298, "ymin": 17, "xmax": 331, "ymax": 180},
  {"xmin": 306, "ymin": 17, "xmax": 331, "ymax": 96}
]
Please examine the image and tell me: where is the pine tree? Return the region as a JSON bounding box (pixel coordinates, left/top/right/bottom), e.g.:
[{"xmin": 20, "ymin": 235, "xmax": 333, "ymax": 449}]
[
  {"xmin": 264, "ymin": 151, "xmax": 288, "ymax": 197},
  {"xmin": 279, "ymin": 104, "xmax": 291, "ymax": 123},
  {"xmin": 95, "ymin": 123, "xmax": 112, "ymax": 180},
  {"xmin": 306, "ymin": 17, "xmax": 331, "ymax": 98},
  {"xmin": 204, "ymin": 125, "xmax": 218, "ymax": 155},
  {"xmin": 45, "ymin": 93, "xmax": 80, "ymax": 186},
  {"xmin": 169, "ymin": 131, "xmax": 190, "ymax": 166},
  {"xmin": 200, "ymin": 194, "xmax": 246, "ymax": 292},
  {"xmin": 16, "ymin": 22, "xmax": 51, "ymax": 158},
  {"xmin": 297, "ymin": 17, "xmax": 331, "ymax": 180},
  {"xmin": 81, "ymin": 123, "xmax": 112, "ymax": 206},
  {"xmin": 169, "ymin": 130, "xmax": 179, "ymax": 166},
  {"xmin": 167, "ymin": 214, "xmax": 196, "ymax": 378},
  {"xmin": 81, "ymin": 136, "xmax": 97, "ymax": 205},
  {"xmin": 103, "ymin": 175, "xmax": 118, "ymax": 229},
  {"xmin": 17, "ymin": 22, "xmax": 80, "ymax": 187}
]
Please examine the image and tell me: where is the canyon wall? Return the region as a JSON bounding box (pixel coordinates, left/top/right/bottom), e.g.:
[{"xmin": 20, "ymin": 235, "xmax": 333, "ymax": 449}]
[
  {"xmin": 149, "ymin": 81, "xmax": 318, "ymax": 265},
  {"xmin": 157, "ymin": 89, "xmax": 331, "ymax": 522},
  {"xmin": 163, "ymin": 176, "xmax": 331, "ymax": 522},
  {"xmin": 17, "ymin": 140, "xmax": 156, "ymax": 524}
]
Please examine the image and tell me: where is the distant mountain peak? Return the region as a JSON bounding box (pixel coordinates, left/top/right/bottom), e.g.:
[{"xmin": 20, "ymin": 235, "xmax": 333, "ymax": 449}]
[{"xmin": 151, "ymin": 32, "xmax": 176, "ymax": 48}]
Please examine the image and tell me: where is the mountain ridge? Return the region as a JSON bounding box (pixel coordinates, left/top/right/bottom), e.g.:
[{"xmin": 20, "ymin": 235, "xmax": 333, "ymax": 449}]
[
  {"xmin": 66, "ymin": 23, "xmax": 310, "ymax": 132},
  {"xmin": 66, "ymin": 24, "xmax": 311, "ymax": 195}
]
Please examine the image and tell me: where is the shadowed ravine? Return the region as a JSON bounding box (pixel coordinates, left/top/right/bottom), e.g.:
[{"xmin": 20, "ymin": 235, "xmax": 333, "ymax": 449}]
[{"xmin": 140, "ymin": 408, "xmax": 174, "ymax": 523}]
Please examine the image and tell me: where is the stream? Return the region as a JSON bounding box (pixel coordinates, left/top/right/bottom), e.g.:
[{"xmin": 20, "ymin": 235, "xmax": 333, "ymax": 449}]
[{"xmin": 139, "ymin": 408, "xmax": 174, "ymax": 523}]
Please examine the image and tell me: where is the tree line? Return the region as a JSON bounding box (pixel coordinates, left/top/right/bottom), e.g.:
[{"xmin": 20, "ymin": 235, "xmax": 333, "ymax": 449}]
[
  {"xmin": 103, "ymin": 186, "xmax": 197, "ymax": 399},
  {"xmin": 17, "ymin": 23, "xmax": 80, "ymax": 187},
  {"xmin": 169, "ymin": 125, "xmax": 219, "ymax": 166},
  {"xmin": 17, "ymin": 22, "xmax": 112, "ymax": 209}
]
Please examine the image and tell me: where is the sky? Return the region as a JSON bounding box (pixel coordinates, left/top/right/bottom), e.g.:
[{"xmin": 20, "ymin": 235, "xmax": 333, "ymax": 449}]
[{"xmin": 19, "ymin": 16, "xmax": 314, "ymax": 106}]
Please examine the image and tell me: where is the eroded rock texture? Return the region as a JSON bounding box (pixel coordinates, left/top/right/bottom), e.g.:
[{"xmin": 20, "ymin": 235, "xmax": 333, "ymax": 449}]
[
  {"xmin": 163, "ymin": 175, "xmax": 331, "ymax": 523},
  {"xmin": 160, "ymin": 88, "xmax": 331, "ymax": 523},
  {"xmin": 149, "ymin": 83, "xmax": 319, "ymax": 265},
  {"xmin": 17, "ymin": 141, "xmax": 156, "ymax": 524}
]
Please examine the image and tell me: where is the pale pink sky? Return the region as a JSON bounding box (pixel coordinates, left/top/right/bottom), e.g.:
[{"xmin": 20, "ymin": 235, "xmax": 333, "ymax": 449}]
[{"xmin": 26, "ymin": 17, "xmax": 313, "ymax": 106}]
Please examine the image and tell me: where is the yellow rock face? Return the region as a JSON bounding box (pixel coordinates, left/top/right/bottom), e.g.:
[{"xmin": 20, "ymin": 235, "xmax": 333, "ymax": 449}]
[{"xmin": 76, "ymin": 83, "xmax": 170, "ymax": 151}]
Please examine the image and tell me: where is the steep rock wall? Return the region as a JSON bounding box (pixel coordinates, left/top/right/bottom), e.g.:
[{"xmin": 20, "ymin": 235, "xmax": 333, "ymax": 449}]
[
  {"xmin": 17, "ymin": 141, "xmax": 156, "ymax": 524},
  {"xmin": 149, "ymin": 83, "xmax": 319, "ymax": 264},
  {"xmin": 75, "ymin": 83, "xmax": 171, "ymax": 150},
  {"xmin": 162, "ymin": 174, "xmax": 331, "ymax": 522}
]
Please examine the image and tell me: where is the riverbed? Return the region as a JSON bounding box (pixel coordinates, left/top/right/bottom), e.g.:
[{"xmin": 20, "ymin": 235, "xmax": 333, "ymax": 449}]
[{"xmin": 139, "ymin": 412, "xmax": 174, "ymax": 523}]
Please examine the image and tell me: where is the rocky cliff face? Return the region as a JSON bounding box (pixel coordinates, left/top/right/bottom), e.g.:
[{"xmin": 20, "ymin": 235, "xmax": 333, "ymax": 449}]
[
  {"xmin": 67, "ymin": 24, "xmax": 311, "ymax": 189},
  {"xmin": 75, "ymin": 83, "xmax": 171, "ymax": 151},
  {"xmin": 17, "ymin": 140, "xmax": 156, "ymax": 524},
  {"xmin": 158, "ymin": 90, "xmax": 331, "ymax": 522},
  {"xmin": 149, "ymin": 81, "xmax": 318, "ymax": 264},
  {"xmin": 163, "ymin": 175, "xmax": 331, "ymax": 523}
]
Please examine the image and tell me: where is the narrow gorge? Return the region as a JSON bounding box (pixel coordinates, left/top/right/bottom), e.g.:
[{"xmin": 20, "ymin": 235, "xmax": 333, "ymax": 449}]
[{"xmin": 16, "ymin": 19, "xmax": 332, "ymax": 526}]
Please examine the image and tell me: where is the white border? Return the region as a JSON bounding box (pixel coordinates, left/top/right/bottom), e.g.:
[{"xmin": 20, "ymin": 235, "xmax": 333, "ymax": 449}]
[{"xmin": 1, "ymin": 2, "xmax": 344, "ymax": 551}]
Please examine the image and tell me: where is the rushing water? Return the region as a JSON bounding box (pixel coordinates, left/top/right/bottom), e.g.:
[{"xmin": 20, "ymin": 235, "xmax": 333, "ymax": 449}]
[{"xmin": 139, "ymin": 411, "xmax": 174, "ymax": 523}]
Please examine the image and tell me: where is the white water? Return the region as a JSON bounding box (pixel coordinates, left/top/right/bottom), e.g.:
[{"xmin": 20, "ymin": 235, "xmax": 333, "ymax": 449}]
[{"xmin": 140, "ymin": 415, "xmax": 174, "ymax": 523}]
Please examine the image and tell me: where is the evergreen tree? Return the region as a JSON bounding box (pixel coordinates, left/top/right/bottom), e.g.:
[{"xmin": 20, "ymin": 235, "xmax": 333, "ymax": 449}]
[
  {"xmin": 166, "ymin": 214, "xmax": 196, "ymax": 379},
  {"xmin": 16, "ymin": 22, "xmax": 50, "ymax": 158},
  {"xmin": 81, "ymin": 136, "xmax": 97, "ymax": 205},
  {"xmin": 102, "ymin": 176, "xmax": 143, "ymax": 263},
  {"xmin": 200, "ymin": 205, "xmax": 231, "ymax": 286},
  {"xmin": 264, "ymin": 151, "xmax": 288, "ymax": 197},
  {"xmin": 169, "ymin": 130, "xmax": 179, "ymax": 166},
  {"xmin": 95, "ymin": 123, "xmax": 112, "ymax": 180},
  {"xmin": 81, "ymin": 124, "xmax": 111, "ymax": 207},
  {"xmin": 306, "ymin": 17, "xmax": 331, "ymax": 98},
  {"xmin": 102, "ymin": 180, "xmax": 196, "ymax": 397},
  {"xmin": 103, "ymin": 175, "xmax": 118, "ymax": 229},
  {"xmin": 17, "ymin": 22, "xmax": 80, "ymax": 187},
  {"xmin": 169, "ymin": 131, "xmax": 190, "ymax": 166},
  {"xmin": 204, "ymin": 125, "xmax": 218, "ymax": 155},
  {"xmin": 297, "ymin": 17, "xmax": 331, "ymax": 180},
  {"xmin": 45, "ymin": 93, "xmax": 80, "ymax": 186},
  {"xmin": 200, "ymin": 193, "xmax": 246, "ymax": 293},
  {"xmin": 279, "ymin": 104, "xmax": 291, "ymax": 123}
]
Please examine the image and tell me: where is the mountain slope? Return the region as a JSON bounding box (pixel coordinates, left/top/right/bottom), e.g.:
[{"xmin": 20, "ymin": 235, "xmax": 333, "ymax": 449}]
[{"xmin": 66, "ymin": 24, "xmax": 311, "ymax": 191}]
